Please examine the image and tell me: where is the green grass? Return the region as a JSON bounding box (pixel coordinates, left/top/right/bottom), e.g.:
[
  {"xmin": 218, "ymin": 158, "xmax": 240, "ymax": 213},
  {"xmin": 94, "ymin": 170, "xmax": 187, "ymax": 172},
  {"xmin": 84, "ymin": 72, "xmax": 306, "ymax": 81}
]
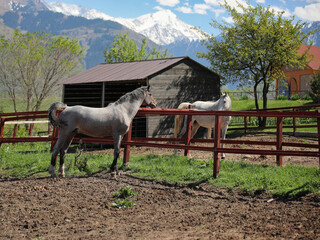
[
  {"xmin": 231, "ymin": 99, "xmax": 313, "ymax": 111},
  {"xmin": 1, "ymin": 142, "xmax": 319, "ymax": 199},
  {"xmin": 229, "ymin": 99, "xmax": 317, "ymax": 134},
  {"xmin": 0, "ymin": 94, "xmax": 60, "ymax": 113}
]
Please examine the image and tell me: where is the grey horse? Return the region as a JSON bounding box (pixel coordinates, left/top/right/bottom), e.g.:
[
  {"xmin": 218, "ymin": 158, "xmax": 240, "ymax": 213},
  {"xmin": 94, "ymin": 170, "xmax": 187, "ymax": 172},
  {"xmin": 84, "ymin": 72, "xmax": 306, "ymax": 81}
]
[{"xmin": 48, "ymin": 86, "xmax": 157, "ymax": 177}]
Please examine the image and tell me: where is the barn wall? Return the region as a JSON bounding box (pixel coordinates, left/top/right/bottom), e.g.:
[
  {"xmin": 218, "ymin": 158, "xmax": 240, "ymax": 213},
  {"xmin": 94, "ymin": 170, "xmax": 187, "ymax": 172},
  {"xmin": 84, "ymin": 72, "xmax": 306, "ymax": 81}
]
[
  {"xmin": 63, "ymin": 82, "xmax": 103, "ymax": 107},
  {"xmin": 148, "ymin": 60, "xmax": 220, "ymax": 137},
  {"xmin": 63, "ymin": 80, "xmax": 148, "ymax": 137}
]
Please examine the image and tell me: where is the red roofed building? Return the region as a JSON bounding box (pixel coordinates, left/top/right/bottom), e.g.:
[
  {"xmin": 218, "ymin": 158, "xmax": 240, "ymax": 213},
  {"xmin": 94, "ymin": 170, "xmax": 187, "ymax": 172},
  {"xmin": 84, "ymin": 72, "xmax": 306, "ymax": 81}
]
[{"xmin": 276, "ymin": 45, "xmax": 320, "ymax": 98}]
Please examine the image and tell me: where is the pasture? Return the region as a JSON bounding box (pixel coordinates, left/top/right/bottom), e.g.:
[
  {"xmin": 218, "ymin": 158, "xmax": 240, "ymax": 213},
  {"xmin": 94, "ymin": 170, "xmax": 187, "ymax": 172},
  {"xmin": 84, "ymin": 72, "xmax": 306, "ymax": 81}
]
[
  {"xmin": 0, "ymin": 139, "xmax": 319, "ymax": 239},
  {"xmin": 0, "ymin": 96, "xmax": 319, "ymax": 239}
]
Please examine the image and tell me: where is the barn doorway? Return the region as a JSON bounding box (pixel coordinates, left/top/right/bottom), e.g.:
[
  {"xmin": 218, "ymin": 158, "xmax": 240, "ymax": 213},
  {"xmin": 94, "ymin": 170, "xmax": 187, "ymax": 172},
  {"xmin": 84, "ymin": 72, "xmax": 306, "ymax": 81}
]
[{"xmin": 104, "ymin": 82, "xmax": 147, "ymax": 138}]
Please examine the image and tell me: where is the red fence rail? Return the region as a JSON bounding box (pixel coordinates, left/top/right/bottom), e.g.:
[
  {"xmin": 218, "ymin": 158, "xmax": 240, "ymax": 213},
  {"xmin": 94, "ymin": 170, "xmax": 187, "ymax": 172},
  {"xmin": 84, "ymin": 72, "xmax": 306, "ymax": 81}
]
[
  {"xmin": 229, "ymin": 104, "xmax": 320, "ymax": 135},
  {"xmin": 0, "ymin": 108, "xmax": 319, "ymax": 178}
]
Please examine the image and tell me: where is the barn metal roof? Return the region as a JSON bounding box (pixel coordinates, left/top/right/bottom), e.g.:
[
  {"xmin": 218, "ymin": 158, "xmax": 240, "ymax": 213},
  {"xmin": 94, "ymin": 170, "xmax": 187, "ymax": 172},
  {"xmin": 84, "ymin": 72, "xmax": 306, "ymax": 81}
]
[{"xmin": 59, "ymin": 57, "xmax": 217, "ymax": 85}]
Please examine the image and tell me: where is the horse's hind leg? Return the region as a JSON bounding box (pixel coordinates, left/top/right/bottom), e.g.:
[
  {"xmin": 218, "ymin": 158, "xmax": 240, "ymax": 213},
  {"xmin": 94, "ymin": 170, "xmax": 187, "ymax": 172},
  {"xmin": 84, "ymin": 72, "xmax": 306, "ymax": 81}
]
[
  {"xmin": 58, "ymin": 132, "xmax": 76, "ymax": 177},
  {"xmin": 185, "ymin": 121, "xmax": 200, "ymax": 159},
  {"xmin": 110, "ymin": 133, "xmax": 123, "ymax": 173},
  {"xmin": 49, "ymin": 145, "xmax": 60, "ymax": 177},
  {"xmin": 49, "ymin": 135, "xmax": 64, "ymax": 177}
]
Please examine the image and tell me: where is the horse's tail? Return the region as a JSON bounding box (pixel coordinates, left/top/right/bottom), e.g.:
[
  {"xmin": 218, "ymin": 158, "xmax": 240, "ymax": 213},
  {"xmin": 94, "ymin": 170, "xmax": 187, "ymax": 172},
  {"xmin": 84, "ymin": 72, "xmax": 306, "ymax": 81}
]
[
  {"xmin": 48, "ymin": 102, "xmax": 67, "ymax": 127},
  {"xmin": 174, "ymin": 102, "xmax": 190, "ymax": 138}
]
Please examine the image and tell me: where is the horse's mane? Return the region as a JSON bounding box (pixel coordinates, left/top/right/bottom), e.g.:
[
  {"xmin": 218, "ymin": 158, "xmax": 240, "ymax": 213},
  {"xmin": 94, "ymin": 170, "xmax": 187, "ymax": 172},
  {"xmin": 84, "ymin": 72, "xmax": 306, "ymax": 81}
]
[{"xmin": 113, "ymin": 86, "xmax": 147, "ymax": 106}]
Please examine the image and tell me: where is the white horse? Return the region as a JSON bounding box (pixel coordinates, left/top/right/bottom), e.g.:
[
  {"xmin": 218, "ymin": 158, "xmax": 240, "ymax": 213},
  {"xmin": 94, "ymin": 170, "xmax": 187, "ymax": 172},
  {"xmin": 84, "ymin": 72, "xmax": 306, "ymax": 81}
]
[
  {"xmin": 48, "ymin": 86, "xmax": 157, "ymax": 177},
  {"xmin": 174, "ymin": 93, "xmax": 231, "ymax": 158}
]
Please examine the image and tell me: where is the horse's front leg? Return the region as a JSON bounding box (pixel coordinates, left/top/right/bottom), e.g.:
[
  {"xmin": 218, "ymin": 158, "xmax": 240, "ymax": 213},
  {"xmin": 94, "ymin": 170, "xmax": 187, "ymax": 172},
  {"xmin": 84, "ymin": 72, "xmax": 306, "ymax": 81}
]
[
  {"xmin": 110, "ymin": 134, "xmax": 122, "ymax": 173},
  {"xmin": 220, "ymin": 125, "xmax": 228, "ymax": 159},
  {"xmin": 220, "ymin": 116, "xmax": 231, "ymax": 159}
]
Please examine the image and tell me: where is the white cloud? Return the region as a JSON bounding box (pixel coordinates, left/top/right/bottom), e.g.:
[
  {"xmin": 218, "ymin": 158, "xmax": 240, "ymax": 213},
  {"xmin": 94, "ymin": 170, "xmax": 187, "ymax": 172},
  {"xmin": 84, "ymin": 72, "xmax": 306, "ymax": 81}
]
[
  {"xmin": 211, "ymin": 8, "xmax": 225, "ymax": 17},
  {"xmin": 194, "ymin": 4, "xmax": 212, "ymax": 14},
  {"xmin": 204, "ymin": 0, "xmax": 220, "ymax": 6},
  {"xmin": 176, "ymin": 3, "xmax": 225, "ymax": 17},
  {"xmin": 294, "ymin": 3, "xmax": 320, "ymax": 21},
  {"xmin": 222, "ymin": 16, "xmax": 234, "ymax": 23},
  {"xmin": 175, "ymin": 6, "xmax": 193, "ymax": 13},
  {"xmin": 256, "ymin": 0, "xmax": 265, "ymax": 3},
  {"xmin": 270, "ymin": 6, "xmax": 292, "ymax": 17},
  {"xmin": 156, "ymin": 0, "xmax": 180, "ymax": 7},
  {"xmin": 154, "ymin": 6, "xmax": 165, "ymax": 11},
  {"xmin": 204, "ymin": 0, "xmax": 250, "ymax": 12}
]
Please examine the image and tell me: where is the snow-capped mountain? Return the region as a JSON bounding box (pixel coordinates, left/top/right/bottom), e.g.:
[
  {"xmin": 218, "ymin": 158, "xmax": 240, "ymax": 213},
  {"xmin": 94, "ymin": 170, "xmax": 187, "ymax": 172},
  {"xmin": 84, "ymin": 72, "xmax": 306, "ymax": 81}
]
[
  {"xmin": 46, "ymin": 1, "xmax": 113, "ymax": 21},
  {"xmin": 44, "ymin": 1, "xmax": 204, "ymax": 45},
  {"xmin": 304, "ymin": 21, "xmax": 320, "ymax": 46},
  {"xmin": 114, "ymin": 10, "xmax": 204, "ymax": 45}
]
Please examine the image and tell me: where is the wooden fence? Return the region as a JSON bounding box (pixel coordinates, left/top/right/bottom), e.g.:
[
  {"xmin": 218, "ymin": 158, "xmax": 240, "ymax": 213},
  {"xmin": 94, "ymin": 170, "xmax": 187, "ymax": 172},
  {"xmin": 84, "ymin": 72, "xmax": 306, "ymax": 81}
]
[
  {"xmin": 230, "ymin": 104, "xmax": 320, "ymax": 135},
  {"xmin": 0, "ymin": 108, "xmax": 319, "ymax": 178}
]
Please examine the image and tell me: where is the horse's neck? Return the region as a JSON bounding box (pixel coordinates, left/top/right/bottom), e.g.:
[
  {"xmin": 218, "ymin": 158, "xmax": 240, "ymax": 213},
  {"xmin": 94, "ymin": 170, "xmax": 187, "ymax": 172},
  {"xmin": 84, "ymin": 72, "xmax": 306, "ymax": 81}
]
[
  {"xmin": 202, "ymin": 100, "xmax": 220, "ymax": 110},
  {"xmin": 117, "ymin": 96, "xmax": 144, "ymax": 120}
]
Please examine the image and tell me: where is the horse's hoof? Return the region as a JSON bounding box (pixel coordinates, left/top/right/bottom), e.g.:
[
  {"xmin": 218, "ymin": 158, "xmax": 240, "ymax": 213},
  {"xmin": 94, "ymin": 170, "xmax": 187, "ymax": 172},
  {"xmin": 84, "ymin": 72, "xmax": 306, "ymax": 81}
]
[
  {"xmin": 50, "ymin": 173, "xmax": 57, "ymax": 178},
  {"xmin": 111, "ymin": 171, "xmax": 117, "ymax": 179}
]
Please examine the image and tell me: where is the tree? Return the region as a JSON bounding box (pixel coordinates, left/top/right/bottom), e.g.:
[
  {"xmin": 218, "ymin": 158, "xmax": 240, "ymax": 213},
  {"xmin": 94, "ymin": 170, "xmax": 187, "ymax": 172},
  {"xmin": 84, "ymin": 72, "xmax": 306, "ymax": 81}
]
[
  {"xmin": 104, "ymin": 33, "xmax": 171, "ymax": 63},
  {"xmin": 198, "ymin": 1, "xmax": 315, "ymax": 126},
  {"xmin": 0, "ymin": 30, "xmax": 85, "ymax": 112},
  {"xmin": 310, "ymin": 69, "xmax": 320, "ymax": 103}
]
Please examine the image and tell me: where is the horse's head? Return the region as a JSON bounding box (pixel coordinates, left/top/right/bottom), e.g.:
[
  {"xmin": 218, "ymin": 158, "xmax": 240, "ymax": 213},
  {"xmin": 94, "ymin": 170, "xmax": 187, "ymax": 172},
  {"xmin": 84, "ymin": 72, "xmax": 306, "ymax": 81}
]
[
  {"xmin": 220, "ymin": 92, "xmax": 231, "ymax": 111},
  {"xmin": 143, "ymin": 86, "xmax": 157, "ymax": 108}
]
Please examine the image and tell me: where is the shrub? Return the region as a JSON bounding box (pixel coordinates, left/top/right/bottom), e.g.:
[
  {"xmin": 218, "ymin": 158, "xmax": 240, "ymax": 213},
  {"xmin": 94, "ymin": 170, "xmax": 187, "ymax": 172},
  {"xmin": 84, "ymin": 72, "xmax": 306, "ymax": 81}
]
[
  {"xmin": 277, "ymin": 94, "xmax": 288, "ymax": 100},
  {"xmin": 239, "ymin": 95, "xmax": 249, "ymax": 100},
  {"xmin": 303, "ymin": 93, "xmax": 312, "ymax": 100},
  {"xmin": 290, "ymin": 94, "xmax": 300, "ymax": 100}
]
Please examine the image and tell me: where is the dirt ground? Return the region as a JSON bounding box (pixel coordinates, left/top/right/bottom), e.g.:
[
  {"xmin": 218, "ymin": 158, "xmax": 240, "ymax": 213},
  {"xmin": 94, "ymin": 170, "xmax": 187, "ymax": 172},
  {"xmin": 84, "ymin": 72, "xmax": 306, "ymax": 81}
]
[{"xmin": 0, "ymin": 134, "xmax": 319, "ymax": 240}]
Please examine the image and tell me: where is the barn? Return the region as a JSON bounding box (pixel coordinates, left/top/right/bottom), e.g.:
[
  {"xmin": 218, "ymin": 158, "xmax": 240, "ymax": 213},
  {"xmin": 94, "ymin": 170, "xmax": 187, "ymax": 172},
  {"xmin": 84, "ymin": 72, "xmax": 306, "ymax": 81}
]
[
  {"xmin": 276, "ymin": 45, "xmax": 320, "ymax": 98},
  {"xmin": 59, "ymin": 56, "xmax": 221, "ymax": 137}
]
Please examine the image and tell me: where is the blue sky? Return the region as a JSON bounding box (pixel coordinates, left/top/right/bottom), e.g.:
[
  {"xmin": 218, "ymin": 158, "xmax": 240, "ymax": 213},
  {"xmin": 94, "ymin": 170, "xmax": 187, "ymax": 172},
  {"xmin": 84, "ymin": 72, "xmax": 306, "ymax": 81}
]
[{"xmin": 46, "ymin": 0, "xmax": 320, "ymax": 35}]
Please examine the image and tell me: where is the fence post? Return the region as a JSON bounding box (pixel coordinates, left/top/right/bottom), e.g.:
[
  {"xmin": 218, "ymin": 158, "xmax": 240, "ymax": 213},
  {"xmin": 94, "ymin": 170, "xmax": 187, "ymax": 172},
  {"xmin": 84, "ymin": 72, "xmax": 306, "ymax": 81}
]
[
  {"xmin": 276, "ymin": 115, "xmax": 283, "ymax": 166},
  {"xmin": 50, "ymin": 112, "xmax": 60, "ymax": 151},
  {"xmin": 184, "ymin": 105, "xmax": 193, "ymax": 157},
  {"xmin": 317, "ymin": 110, "xmax": 320, "ymax": 169},
  {"xmin": 213, "ymin": 114, "xmax": 221, "ymax": 178},
  {"xmin": 0, "ymin": 118, "xmax": 4, "ymax": 148},
  {"xmin": 29, "ymin": 123, "xmax": 34, "ymax": 137},
  {"xmin": 47, "ymin": 122, "xmax": 51, "ymax": 135},
  {"xmin": 50, "ymin": 126, "xmax": 58, "ymax": 151},
  {"xmin": 123, "ymin": 122, "xmax": 133, "ymax": 165},
  {"xmin": 293, "ymin": 109, "xmax": 296, "ymax": 136},
  {"xmin": 13, "ymin": 124, "xmax": 18, "ymax": 138},
  {"xmin": 244, "ymin": 116, "xmax": 247, "ymax": 135}
]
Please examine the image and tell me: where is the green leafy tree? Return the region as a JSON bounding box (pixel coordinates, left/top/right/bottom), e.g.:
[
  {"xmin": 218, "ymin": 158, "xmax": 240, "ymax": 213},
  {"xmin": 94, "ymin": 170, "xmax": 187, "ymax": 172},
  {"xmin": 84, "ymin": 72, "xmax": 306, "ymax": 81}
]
[
  {"xmin": 310, "ymin": 69, "xmax": 320, "ymax": 103},
  {"xmin": 104, "ymin": 33, "xmax": 171, "ymax": 63},
  {"xmin": 0, "ymin": 30, "xmax": 85, "ymax": 112},
  {"xmin": 198, "ymin": 1, "xmax": 316, "ymax": 126}
]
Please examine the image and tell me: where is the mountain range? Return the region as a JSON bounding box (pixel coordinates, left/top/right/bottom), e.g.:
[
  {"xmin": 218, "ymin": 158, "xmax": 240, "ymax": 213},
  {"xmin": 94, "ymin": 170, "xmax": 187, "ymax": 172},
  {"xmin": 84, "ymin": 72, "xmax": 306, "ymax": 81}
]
[
  {"xmin": 46, "ymin": 1, "xmax": 204, "ymax": 46},
  {"xmin": 0, "ymin": 0, "xmax": 208, "ymax": 69},
  {"xmin": 0, "ymin": 0, "xmax": 319, "ymax": 71}
]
